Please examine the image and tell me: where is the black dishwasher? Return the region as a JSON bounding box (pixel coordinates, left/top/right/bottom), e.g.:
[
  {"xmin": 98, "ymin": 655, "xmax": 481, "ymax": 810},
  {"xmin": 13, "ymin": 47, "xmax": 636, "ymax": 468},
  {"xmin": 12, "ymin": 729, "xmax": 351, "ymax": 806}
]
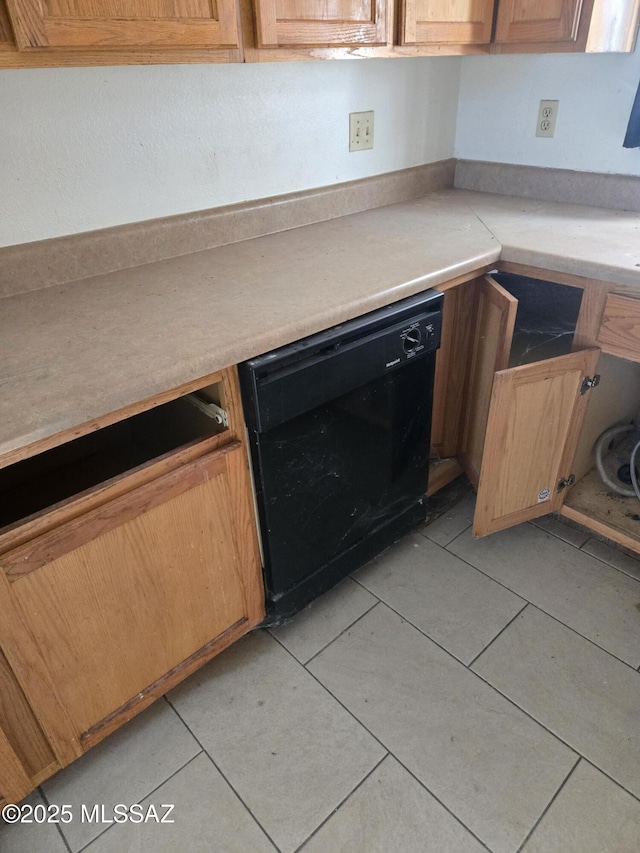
[{"xmin": 239, "ymin": 290, "xmax": 443, "ymax": 623}]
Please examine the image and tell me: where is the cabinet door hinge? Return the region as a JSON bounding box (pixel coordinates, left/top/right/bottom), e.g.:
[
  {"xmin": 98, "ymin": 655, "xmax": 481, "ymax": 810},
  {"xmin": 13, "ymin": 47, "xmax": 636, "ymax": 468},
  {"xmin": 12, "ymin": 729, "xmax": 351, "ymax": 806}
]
[
  {"xmin": 557, "ymin": 474, "xmax": 576, "ymax": 493},
  {"xmin": 580, "ymin": 374, "xmax": 600, "ymax": 395}
]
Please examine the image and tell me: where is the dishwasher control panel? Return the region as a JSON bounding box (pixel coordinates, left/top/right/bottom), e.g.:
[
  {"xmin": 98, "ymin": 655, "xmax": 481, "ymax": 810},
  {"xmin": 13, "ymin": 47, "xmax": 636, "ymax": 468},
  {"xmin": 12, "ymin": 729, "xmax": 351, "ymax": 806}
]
[{"xmin": 385, "ymin": 310, "xmax": 441, "ymax": 370}]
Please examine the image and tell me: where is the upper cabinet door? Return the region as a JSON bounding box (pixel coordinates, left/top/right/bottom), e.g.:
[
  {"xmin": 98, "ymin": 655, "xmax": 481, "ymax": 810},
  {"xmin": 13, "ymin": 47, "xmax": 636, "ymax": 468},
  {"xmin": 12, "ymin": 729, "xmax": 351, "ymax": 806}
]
[
  {"xmin": 494, "ymin": 0, "xmax": 584, "ymax": 44},
  {"xmin": 400, "ymin": 0, "xmax": 495, "ymax": 45},
  {"xmin": 473, "ymin": 347, "xmax": 600, "ymax": 538},
  {"xmin": 254, "ymin": 0, "xmax": 389, "ymax": 47},
  {"xmin": 5, "ymin": 0, "xmax": 241, "ymax": 50}
]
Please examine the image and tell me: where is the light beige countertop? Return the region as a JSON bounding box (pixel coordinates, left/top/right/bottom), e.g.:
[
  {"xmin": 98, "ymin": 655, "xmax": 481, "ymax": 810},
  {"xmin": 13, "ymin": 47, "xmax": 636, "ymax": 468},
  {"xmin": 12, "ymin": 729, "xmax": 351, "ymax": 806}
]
[
  {"xmin": 1, "ymin": 189, "xmax": 639, "ymax": 463},
  {"xmin": 457, "ymin": 191, "xmax": 640, "ymax": 284}
]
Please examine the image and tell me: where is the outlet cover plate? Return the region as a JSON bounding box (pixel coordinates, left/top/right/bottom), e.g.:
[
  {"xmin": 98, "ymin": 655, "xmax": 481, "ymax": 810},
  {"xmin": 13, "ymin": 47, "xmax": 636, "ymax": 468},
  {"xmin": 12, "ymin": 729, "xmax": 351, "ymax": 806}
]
[
  {"xmin": 536, "ymin": 100, "xmax": 559, "ymax": 138},
  {"xmin": 349, "ymin": 111, "xmax": 374, "ymax": 151}
]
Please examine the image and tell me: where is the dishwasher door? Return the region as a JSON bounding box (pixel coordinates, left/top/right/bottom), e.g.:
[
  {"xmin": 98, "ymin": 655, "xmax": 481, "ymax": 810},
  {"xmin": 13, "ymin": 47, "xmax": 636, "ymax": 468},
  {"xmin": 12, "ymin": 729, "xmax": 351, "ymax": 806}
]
[{"xmin": 240, "ymin": 291, "xmax": 442, "ymax": 622}]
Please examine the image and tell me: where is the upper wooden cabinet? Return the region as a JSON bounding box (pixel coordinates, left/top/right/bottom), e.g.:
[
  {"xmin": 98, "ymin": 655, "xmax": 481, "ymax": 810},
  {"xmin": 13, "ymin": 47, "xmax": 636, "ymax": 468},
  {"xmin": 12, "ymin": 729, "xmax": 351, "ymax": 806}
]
[
  {"xmin": 400, "ymin": 0, "xmax": 495, "ymax": 46},
  {"xmin": 495, "ymin": 0, "xmax": 583, "ymax": 45},
  {"xmin": 5, "ymin": 0, "xmax": 241, "ymax": 49},
  {"xmin": 0, "ymin": 0, "xmax": 638, "ymax": 68},
  {"xmin": 494, "ymin": 0, "xmax": 640, "ymax": 53},
  {"xmin": 253, "ymin": 0, "xmax": 390, "ymax": 48}
]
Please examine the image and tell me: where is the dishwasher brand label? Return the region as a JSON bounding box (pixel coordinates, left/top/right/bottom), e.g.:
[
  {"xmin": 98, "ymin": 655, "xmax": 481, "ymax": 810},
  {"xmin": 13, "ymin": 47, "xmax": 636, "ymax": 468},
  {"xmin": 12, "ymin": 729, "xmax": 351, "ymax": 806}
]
[{"xmin": 385, "ymin": 358, "xmax": 401, "ymax": 368}]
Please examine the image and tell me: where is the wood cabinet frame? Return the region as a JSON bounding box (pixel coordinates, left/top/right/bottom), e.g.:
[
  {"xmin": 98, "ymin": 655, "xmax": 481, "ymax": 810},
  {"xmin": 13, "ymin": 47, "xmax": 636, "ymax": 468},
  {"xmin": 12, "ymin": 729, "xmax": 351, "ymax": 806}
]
[
  {"xmin": 253, "ymin": 0, "xmax": 390, "ymax": 48},
  {"xmin": 430, "ymin": 262, "xmax": 640, "ymax": 543},
  {"xmin": 473, "ymin": 346, "xmax": 600, "ymax": 536},
  {"xmin": 460, "ymin": 275, "xmax": 517, "ymax": 487},
  {"xmin": 5, "ymin": 0, "xmax": 242, "ymax": 50},
  {"xmin": 493, "ymin": 0, "xmax": 640, "ymax": 54},
  {"xmin": 400, "ymin": 0, "xmax": 495, "ymax": 46},
  {"xmin": 0, "ymin": 0, "xmax": 245, "ymax": 64},
  {"xmin": 0, "ymin": 366, "xmax": 264, "ymax": 805},
  {"xmin": 1, "ymin": 0, "xmax": 636, "ymax": 64},
  {"xmin": 0, "ymin": 729, "xmax": 33, "ymax": 805},
  {"xmin": 494, "ymin": 0, "xmax": 585, "ymax": 46}
]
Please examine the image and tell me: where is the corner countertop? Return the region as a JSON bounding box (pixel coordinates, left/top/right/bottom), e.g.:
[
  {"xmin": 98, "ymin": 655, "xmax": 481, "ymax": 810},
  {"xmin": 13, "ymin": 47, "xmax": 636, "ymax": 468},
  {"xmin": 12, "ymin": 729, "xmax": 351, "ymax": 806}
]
[{"xmin": 1, "ymin": 189, "xmax": 639, "ymax": 462}]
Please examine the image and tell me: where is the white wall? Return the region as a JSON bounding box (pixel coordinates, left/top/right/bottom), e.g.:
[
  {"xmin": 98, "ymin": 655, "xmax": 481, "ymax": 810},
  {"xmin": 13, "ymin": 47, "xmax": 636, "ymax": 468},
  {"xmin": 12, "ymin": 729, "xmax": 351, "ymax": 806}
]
[
  {"xmin": 455, "ymin": 40, "xmax": 640, "ymax": 175},
  {"xmin": 0, "ymin": 58, "xmax": 461, "ymax": 247}
]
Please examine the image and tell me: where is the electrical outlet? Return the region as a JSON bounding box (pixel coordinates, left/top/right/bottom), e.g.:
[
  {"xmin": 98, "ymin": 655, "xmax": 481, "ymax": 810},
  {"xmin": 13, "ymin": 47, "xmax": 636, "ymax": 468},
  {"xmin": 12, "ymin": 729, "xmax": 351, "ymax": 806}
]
[
  {"xmin": 536, "ymin": 100, "xmax": 559, "ymax": 138},
  {"xmin": 349, "ymin": 111, "xmax": 374, "ymax": 152}
]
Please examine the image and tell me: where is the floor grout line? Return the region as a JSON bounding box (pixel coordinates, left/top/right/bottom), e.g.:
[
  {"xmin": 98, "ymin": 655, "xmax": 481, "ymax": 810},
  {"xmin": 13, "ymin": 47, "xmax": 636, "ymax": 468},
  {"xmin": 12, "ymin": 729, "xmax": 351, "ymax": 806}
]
[
  {"xmin": 579, "ymin": 538, "xmax": 640, "ymax": 583},
  {"xmin": 270, "ymin": 623, "xmax": 492, "ymax": 852},
  {"xmin": 283, "ymin": 586, "xmax": 640, "ymax": 812},
  {"xmin": 419, "ymin": 519, "xmax": 474, "ymax": 549},
  {"xmin": 164, "ymin": 698, "xmax": 282, "ymax": 853},
  {"xmin": 291, "ymin": 753, "xmax": 389, "ymax": 853},
  {"xmin": 37, "ymin": 786, "xmax": 73, "ymax": 853},
  {"xmin": 441, "ymin": 537, "xmax": 640, "ymax": 674},
  {"xmin": 282, "ymin": 598, "xmax": 380, "ymax": 668},
  {"xmin": 73, "ymin": 748, "xmax": 204, "ymax": 853},
  {"xmin": 373, "ymin": 759, "xmax": 492, "ymax": 853},
  {"xmin": 466, "ymin": 601, "xmax": 529, "ymax": 669},
  {"xmin": 21, "ymin": 494, "xmax": 640, "ymax": 853},
  {"xmin": 445, "ymin": 504, "xmax": 640, "ymax": 589},
  {"xmin": 515, "ymin": 755, "xmax": 582, "ymax": 853},
  {"xmin": 529, "ymin": 516, "xmax": 590, "ymax": 550},
  {"xmin": 278, "ymin": 570, "xmax": 640, "ymax": 810},
  {"xmin": 467, "ymin": 663, "xmax": 640, "ymax": 807},
  {"xmin": 350, "ymin": 590, "xmax": 523, "ymax": 670},
  {"xmin": 579, "ymin": 756, "xmax": 640, "ymax": 801},
  {"xmin": 515, "ymin": 513, "xmax": 640, "ymax": 587}
]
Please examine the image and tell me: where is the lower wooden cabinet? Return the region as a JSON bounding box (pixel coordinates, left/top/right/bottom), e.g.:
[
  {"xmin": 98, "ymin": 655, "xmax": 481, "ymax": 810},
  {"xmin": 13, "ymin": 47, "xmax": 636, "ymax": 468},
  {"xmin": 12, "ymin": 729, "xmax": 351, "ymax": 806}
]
[
  {"xmin": 474, "ymin": 346, "xmax": 599, "ymax": 535},
  {"xmin": 433, "ymin": 267, "xmax": 640, "ymax": 565},
  {"xmin": 0, "ymin": 727, "xmax": 39, "ymax": 806},
  {"xmin": 597, "ymin": 293, "xmax": 640, "ymax": 363},
  {"xmin": 460, "ymin": 275, "xmax": 517, "ymax": 485},
  {"xmin": 0, "ymin": 368, "xmax": 264, "ymax": 805},
  {"xmin": 0, "ymin": 646, "xmax": 59, "ymax": 802},
  {"xmin": 430, "ymin": 269, "xmax": 626, "ymax": 542}
]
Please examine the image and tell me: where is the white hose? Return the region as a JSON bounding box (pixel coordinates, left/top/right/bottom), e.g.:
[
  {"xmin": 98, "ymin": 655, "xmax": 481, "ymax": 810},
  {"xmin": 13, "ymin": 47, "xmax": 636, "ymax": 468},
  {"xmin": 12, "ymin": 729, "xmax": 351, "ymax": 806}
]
[
  {"xmin": 630, "ymin": 439, "xmax": 640, "ymax": 501},
  {"xmin": 594, "ymin": 424, "xmax": 640, "ymax": 499}
]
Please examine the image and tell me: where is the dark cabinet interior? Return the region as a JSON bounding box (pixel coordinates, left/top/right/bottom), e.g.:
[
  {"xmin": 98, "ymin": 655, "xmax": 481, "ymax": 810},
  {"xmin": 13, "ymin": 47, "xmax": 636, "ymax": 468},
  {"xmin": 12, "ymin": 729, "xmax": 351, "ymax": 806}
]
[
  {"xmin": 0, "ymin": 385, "xmax": 225, "ymax": 531},
  {"xmin": 492, "ymin": 272, "xmax": 584, "ymax": 367}
]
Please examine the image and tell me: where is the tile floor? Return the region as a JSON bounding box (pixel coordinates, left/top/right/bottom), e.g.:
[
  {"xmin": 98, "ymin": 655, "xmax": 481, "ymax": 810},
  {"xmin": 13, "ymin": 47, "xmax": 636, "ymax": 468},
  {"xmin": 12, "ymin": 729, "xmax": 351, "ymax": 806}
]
[{"xmin": 3, "ymin": 493, "xmax": 640, "ymax": 853}]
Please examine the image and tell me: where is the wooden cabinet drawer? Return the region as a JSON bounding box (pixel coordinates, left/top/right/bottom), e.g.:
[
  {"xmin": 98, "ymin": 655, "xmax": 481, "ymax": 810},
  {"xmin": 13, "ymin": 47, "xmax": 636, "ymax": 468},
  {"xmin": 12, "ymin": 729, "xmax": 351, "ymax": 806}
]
[{"xmin": 597, "ymin": 293, "xmax": 640, "ymax": 362}]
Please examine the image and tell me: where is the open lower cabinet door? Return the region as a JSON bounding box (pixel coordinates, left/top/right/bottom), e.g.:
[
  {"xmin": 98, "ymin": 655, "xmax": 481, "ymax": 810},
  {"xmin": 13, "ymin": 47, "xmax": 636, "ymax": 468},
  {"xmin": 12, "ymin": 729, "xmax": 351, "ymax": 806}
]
[
  {"xmin": 473, "ymin": 347, "xmax": 601, "ymax": 537},
  {"xmin": 461, "ymin": 275, "xmax": 518, "ymax": 486}
]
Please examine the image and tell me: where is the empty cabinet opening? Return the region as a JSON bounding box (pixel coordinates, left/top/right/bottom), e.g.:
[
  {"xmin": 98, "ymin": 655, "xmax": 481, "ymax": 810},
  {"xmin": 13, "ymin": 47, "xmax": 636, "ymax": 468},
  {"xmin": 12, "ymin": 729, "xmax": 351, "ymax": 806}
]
[
  {"xmin": 0, "ymin": 383, "xmax": 226, "ymax": 532},
  {"xmin": 493, "ymin": 272, "xmax": 584, "ymax": 367},
  {"xmin": 562, "ymin": 354, "xmax": 640, "ymax": 546}
]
